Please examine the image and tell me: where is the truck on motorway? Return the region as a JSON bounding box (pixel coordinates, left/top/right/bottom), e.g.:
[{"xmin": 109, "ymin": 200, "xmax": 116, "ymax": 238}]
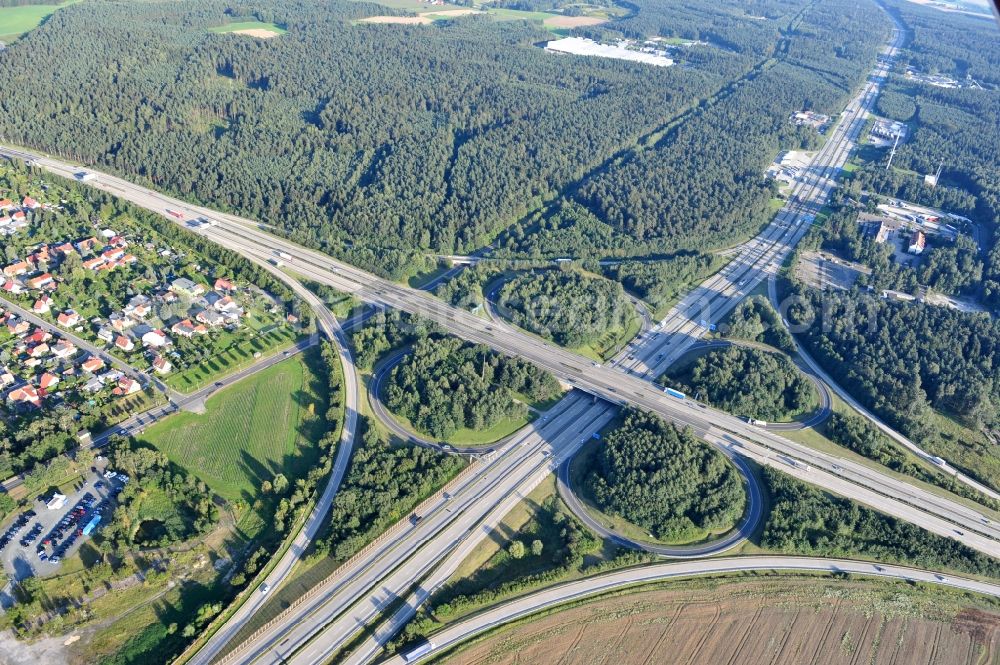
[
  {"xmin": 75, "ymin": 171, "xmax": 97, "ymax": 182},
  {"xmin": 930, "ymin": 455, "xmax": 946, "ymax": 466},
  {"xmin": 403, "ymin": 641, "xmax": 435, "ymax": 663},
  {"xmin": 780, "ymin": 456, "xmax": 810, "ymax": 471},
  {"xmin": 664, "ymin": 387, "xmax": 685, "ymax": 400},
  {"xmin": 166, "ymin": 209, "xmax": 185, "ymax": 220},
  {"xmin": 749, "ymin": 418, "xmax": 767, "ymax": 427},
  {"xmin": 276, "ymin": 250, "xmax": 293, "ymax": 261}
]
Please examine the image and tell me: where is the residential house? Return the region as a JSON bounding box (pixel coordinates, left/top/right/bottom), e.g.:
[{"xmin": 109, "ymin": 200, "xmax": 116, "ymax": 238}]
[
  {"xmin": 27, "ymin": 245, "xmax": 51, "ymax": 266},
  {"xmin": 171, "ymin": 277, "xmax": 205, "ymax": 297},
  {"xmin": 21, "ymin": 196, "xmax": 40, "ymax": 210},
  {"xmin": 81, "ymin": 356, "xmax": 106, "ymax": 373},
  {"xmin": 51, "ymin": 340, "xmax": 77, "ymax": 359},
  {"xmin": 82, "ymin": 376, "xmax": 104, "ymax": 393},
  {"xmin": 113, "ymin": 377, "xmax": 142, "ymax": 396},
  {"xmin": 38, "ymin": 372, "xmax": 59, "ymax": 390},
  {"xmin": 52, "ymin": 242, "xmax": 76, "ymax": 258},
  {"xmin": 151, "ymin": 355, "xmax": 172, "ymax": 375},
  {"xmin": 6, "ymin": 318, "xmax": 29, "ymax": 335},
  {"xmin": 124, "ymin": 296, "xmax": 152, "ymax": 321},
  {"xmin": 27, "ymin": 273, "xmax": 54, "ymax": 290},
  {"xmin": 908, "ymin": 230, "xmax": 927, "ymax": 255},
  {"xmin": 214, "ymin": 277, "xmax": 235, "ymax": 292},
  {"xmin": 2, "ymin": 280, "xmax": 23, "ymax": 295},
  {"xmin": 74, "ymin": 237, "xmax": 99, "ymax": 255},
  {"xmin": 26, "ymin": 330, "xmax": 52, "ymax": 345},
  {"xmin": 141, "ymin": 329, "xmax": 169, "ymax": 348},
  {"xmin": 7, "ymin": 384, "xmax": 41, "ymax": 407},
  {"xmin": 33, "ymin": 295, "xmax": 53, "ymax": 314},
  {"xmin": 114, "ymin": 335, "xmax": 135, "ymax": 352},
  {"xmin": 0, "ymin": 198, "xmax": 12, "ymax": 211},
  {"xmin": 3, "ymin": 260, "xmax": 29, "ymax": 278},
  {"xmin": 82, "ymin": 257, "xmax": 106, "ymax": 271},
  {"xmin": 28, "ymin": 343, "xmax": 50, "ymax": 358},
  {"xmin": 0, "ymin": 367, "xmax": 15, "ymax": 388},
  {"xmin": 57, "ymin": 310, "xmax": 81, "ymax": 327},
  {"xmin": 102, "ymin": 247, "xmax": 125, "ymax": 263},
  {"xmin": 109, "ymin": 312, "xmax": 135, "ymax": 333},
  {"xmin": 196, "ymin": 309, "xmax": 224, "ymax": 327},
  {"xmin": 171, "ymin": 319, "xmax": 198, "ymax": 337},
  {"xmin": 96, "ymin": 326, "xmax": 114, "ymax": 343}
]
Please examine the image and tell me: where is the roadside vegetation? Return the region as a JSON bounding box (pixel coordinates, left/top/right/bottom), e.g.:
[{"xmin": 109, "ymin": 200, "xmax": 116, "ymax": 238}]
[
  {"xmin": 385, "ymin": 336, "xmax": 560, "ymax": 441},
  {"xmin": 318, "ymin": 416, "xmax": 465, "ymax": 561},
  {"xmin": 585, "ymin": 410, "xmax": 746, "ymax": 542},
  {"xmin": 761, "ymin": 467, "xmax": 1000, "ymax": 578},
  {"xmin": 496, "ymin": 269, "xmax": 635, "ymax": 356},
  {"xmin": 662, "ymin": 346, "xmax": 817, "ymax": 422},
  {"xmin": 720, "ymin": 295, "xmax": 795, "ymax": 352}
]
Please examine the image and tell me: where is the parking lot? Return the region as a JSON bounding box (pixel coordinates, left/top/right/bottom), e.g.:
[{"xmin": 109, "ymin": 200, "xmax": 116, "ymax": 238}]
[
  {"xmin": 1, "ymin": 471, "xmax": 124, "ymax": 582},
  {"xmin": 795, "ymin": 250, "xmax": 870, "ymax": 292}
]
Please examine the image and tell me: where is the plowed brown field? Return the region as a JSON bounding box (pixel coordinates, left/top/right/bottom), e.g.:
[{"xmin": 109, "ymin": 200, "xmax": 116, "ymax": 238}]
[{"xmin": 441, "ymin": 578, "xmax": 1000, "ymax": 665}]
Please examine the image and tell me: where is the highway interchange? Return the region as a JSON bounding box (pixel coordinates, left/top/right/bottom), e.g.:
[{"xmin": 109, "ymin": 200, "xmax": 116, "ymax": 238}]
[{"xmin": 1, "ymin": 14, "xmax": 999, "ymax": 664}]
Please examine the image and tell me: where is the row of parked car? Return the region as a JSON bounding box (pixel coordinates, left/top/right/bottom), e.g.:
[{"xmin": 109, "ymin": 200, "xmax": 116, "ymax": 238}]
[
  {"xmin": 19, "ymin": 523, "xmax": 43, "ymax": 548},
  {"xmin": 39, "ymin": 494, "xmax": 112, "ymax": 564},
  {"xmin": 0, "ymin": 510, "xmax": 37, "ymax": 551},
  {"xmin": 40, "ymin": 493, "xmax": 97, "ymax": 550}
]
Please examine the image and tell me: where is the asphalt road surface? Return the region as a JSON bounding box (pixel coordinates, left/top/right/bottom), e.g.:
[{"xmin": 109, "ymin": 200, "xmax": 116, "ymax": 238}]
[{"xmin": 3, "ymin": 22, "xmax": 998, "ymax": 665}]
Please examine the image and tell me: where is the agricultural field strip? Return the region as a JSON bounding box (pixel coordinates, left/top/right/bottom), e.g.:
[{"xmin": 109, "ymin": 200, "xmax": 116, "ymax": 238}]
[{"xmin": 378, "ymin": 555, "xmax": 1000, "ymax": 665}]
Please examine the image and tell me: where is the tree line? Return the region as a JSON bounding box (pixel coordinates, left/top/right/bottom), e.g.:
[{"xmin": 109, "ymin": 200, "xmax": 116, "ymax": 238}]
[{"xmin": 761, "ymin": 467, "xmax": 1000, "ymax": 577}]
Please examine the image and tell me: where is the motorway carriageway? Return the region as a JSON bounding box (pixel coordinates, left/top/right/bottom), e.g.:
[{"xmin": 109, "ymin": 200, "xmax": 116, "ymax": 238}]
[
  {"xmin": 7, "ymin": 144, "xmax": 996, "ymax": 556},
  {"xmin": 195, "ymin": 220, "xmax": 1000, "ymax": 556},
  {"xmin": 212, "ymin": 392, "xmax": 618, "ymax": 665},
  {"xmin": 378, "ymin": 556, "xmax": 1000, "ymax": 665},
  {"xmin": 614, "ymin": 25, "xmax": 905, "ymax": 382}
]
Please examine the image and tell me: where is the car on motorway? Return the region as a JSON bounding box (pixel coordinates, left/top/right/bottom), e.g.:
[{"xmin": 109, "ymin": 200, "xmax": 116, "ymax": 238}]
[{"xmin": 260, "ymin": 583, "xmax": 270, "ymax": 594}]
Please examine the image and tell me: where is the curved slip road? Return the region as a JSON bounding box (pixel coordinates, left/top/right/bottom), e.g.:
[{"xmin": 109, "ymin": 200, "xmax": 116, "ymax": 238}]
[
  {"xmin": 682, "ymin": 338, "xmax": 832, "ymax": 432},
  {"xmin": 380, "ymin": 556, "xmax": 1000, "ymax": 665},
  {"xmin": 180, "ymin": 257, "xmax": 362, "ymax": 665},
  {"xmin": 368, "ymin": 347, "xmax": 511, "ymax": 456},
  {"xmin": 765, "ymin": 272, "xmax": 1000, "ymax": 503}
]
